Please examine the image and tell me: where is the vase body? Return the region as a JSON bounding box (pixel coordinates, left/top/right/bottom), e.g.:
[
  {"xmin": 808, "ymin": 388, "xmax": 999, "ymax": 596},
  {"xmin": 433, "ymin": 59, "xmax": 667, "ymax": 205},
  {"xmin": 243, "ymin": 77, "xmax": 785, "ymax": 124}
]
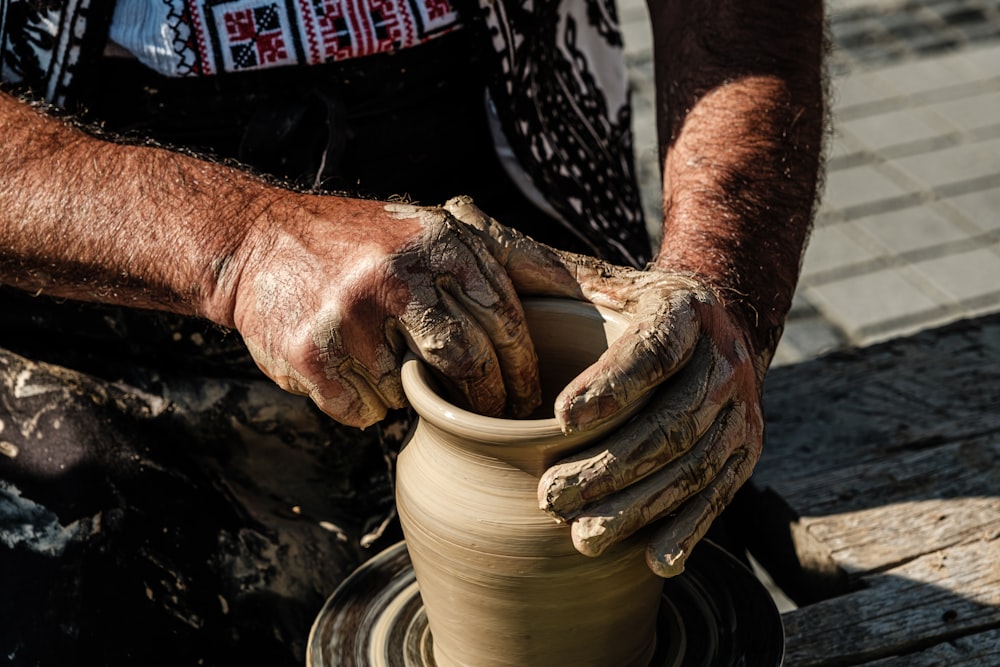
[{"xmin": 397, "ymin": 298, "xmax": 663, "ymax": 667}]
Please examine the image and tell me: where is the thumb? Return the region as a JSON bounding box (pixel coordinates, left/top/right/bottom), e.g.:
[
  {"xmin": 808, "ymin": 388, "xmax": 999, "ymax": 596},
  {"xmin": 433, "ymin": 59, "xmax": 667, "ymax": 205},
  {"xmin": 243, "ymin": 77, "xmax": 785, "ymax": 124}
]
[{"xmin": 442, "ymin": 196, "xmax": 590, "ymax": 299}]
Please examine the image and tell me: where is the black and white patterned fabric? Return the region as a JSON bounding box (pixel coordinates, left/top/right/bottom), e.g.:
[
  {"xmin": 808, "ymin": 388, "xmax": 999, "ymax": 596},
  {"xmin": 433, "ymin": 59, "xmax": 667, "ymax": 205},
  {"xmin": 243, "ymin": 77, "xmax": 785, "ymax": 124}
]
[
  {"xmin": 0, "ymin": 0, "xmax": 111, "ymax": 106},
  {"xmin": 462, "ymin": 0, "xmax": 650, "ymax": 266}
]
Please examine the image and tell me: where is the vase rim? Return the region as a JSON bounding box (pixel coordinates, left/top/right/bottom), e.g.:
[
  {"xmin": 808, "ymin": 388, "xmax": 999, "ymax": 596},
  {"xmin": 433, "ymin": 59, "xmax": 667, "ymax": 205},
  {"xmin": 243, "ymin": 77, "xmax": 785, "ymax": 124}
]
[
  {"xmin": 400, "ymin": 298, "xmax": 639, "ymax": 446},
  {"xmin": 401, "ymin": 355, "xmax": 569, "ymax": 442}
]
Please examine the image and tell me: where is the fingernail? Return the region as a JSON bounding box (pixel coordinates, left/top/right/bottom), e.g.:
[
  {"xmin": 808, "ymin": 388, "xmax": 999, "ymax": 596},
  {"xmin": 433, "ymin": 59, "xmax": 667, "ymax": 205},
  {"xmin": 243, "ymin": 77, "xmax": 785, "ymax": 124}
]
[
  {"xmin": 572, "ymin": 517, "xmax": 615, "ymax": 557},
  {"xmin": 560, "ymin": 394, "xmax": 601, "ymax": 432},
  {"xmin": 539, "ymin": 481, "xmax": 584, "ymax": 518},
  {"xmin": 648, "ymin": 546, "xmax": 686, "ymax": 578}
]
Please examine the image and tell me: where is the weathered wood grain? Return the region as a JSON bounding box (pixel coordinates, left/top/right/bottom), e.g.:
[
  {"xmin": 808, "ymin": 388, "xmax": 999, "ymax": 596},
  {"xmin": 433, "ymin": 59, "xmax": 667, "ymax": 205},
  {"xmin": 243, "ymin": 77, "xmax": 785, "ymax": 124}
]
[
  {"xmin": 768, "ymin": 433, "xmax": 1000, "ymax": 574},
  {"xmin": 802, "ymin": 496, "xmax": 999, "ymax": 575},
  {"xmin": 745, "ymin": 313, "xmax": 1000, "ymax": 665},
  {"xmin": 781, "ymin": 540, "xmax": 1000, "ymax": 667},
  {"xmin": 756, "ymin": 314, "xmax": 1000, "ymax": 488},
  {"xmin": 856, "ymin": 627, "xmax": 1000, "ymax": 666},
  {"xmin": 767, "ymin": 433, "xmax": 1000, "ymax": 517}
]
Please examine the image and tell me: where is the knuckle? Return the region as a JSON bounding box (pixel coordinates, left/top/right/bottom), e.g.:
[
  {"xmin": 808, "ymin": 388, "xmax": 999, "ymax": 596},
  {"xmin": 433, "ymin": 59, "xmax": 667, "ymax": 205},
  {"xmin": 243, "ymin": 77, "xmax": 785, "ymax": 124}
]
[
  {"xmin": 658, "ymin": 409, "xmax": 697, "ymax": 457},
  {"xmin": 312, "ymin": 376, "xmax": 386, "ymax": 428}
]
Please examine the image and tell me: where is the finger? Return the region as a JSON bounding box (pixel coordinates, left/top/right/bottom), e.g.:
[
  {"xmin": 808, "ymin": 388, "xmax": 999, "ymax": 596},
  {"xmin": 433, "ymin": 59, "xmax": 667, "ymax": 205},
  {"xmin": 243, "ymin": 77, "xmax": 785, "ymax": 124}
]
[
  {"xmin": 437, "ymin": 258, "xmax": 541, "ymax": 418},
  {"xmin": 645, "ymin": 447, "xmax": 758, "ymax": 578},
  {"xmin": 310, "ymin": 308, "xmax": 405, "ymax": 427},
  {"xmin": 309, "ymin": 358, "xmax": 392, "ymax": 428},
  {"xmin": 245, "ymin": 339, "xmax": 392, "ymax": 429},
  {"xmin": 446, "ymin": 288, "xmax": 541, "ymax": 418},
  {"xmin": 539, "ymin": 341, "xmax": 726, "ymax": 516},
  {"xmin": 443, "ymin": 195, "xmax": 593, "ymax": 299},
  {"xmin": 554, "ymin": 293, "xmax": 703, "ymax": 432},
  {"xmin": 433, "ymin": 203, "xmax": 542, "ymax": 416},
  {"xmin": 568, "ymin": 400, "xmax": 748, "ymax": 558},
  {"xmin": 448, "ymin": 196, "xmax": 677, "ymax": 318},
  {"xmin": 399, "ymin": 287, "xmax": 507, "ymax": 418}
]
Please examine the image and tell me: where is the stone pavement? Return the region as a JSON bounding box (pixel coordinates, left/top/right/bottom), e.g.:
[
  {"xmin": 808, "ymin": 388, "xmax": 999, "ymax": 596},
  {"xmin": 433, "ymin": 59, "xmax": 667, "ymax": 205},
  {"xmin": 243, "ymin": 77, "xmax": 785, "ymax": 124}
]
[{"xmin": 618, "ymin": 0, "xmax": 1000, "ymax": 366}]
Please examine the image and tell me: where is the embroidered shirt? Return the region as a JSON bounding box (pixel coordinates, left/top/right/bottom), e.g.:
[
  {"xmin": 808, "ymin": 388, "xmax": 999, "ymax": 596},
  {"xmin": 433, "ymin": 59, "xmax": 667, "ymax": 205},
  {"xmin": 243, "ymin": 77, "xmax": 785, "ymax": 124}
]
[{"xmin": 107, "ymin": 0, "xmax": 461, "ymax": 77}]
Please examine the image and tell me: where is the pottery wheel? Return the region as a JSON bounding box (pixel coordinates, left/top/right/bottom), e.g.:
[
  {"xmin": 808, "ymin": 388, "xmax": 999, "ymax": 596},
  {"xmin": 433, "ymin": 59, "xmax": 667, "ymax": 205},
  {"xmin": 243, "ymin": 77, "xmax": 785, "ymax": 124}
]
[{"xmin": 307, "ymin": 540, "xmax": 784, "ymax": 667}]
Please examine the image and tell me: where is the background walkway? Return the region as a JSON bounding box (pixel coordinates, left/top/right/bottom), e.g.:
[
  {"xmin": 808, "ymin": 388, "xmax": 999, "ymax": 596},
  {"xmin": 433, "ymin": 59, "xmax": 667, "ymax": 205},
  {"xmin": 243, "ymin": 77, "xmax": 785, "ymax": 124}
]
[{"xmin": 618, "ymin": 0, "xmax": 1000, "ymax": 366}]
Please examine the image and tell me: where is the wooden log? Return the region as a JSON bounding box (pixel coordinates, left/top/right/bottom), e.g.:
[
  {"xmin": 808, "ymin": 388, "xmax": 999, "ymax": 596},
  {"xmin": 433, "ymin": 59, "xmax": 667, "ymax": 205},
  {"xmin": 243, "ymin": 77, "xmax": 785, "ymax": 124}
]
[{"xmin": 781, "ymin": 540, "xmax": 1000, "ymax": 667}]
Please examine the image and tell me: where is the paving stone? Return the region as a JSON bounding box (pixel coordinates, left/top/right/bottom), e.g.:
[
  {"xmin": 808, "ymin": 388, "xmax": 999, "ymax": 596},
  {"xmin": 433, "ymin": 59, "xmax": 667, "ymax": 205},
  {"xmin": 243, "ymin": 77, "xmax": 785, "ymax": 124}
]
[
  {"xmin": 852, "ymin": 205, "xmax": 972, "ymax": 254},
  {"xmin": 803, "ymin": 268, "xmax": 943, "ymax": 342},
  {"xmin": 620, "ymin": 15, "xmax": 653, "ymax": 59},
  {"xmin": 871, "ymin": 51, "xmax": 984, "ymax": 94},
  {"xmin": 630, "ymin": 109, "xmax": 658, "ymax": 159},
  {"xmin": 827, "ymin": 124, "xmax": 869, "ymax": 166},
  {"xmin": 891, "ymin": 136, "xmax": 1000, "ymax": 188},
  {"xmin": 820, "ymin": 163, "xmax": 912, "ymax": 213},
  {"xmin": 948, "ymin": 15, "xmax": 1000, "ymax": 43},
  {"xmin": 909, "ymin": 246, "xmax": 1000, "ymax": 300},
  {"xmin": 831, "ymin": 70, "xmax": 902, "ymax": 111},
  {"xmin": 884, "ymin": 13, "xmax": 949, "ymax": 42},
  {"xmin": 959, "ymin": 42, "xmax": 1000, "ymax": 77},
  {"xmin": 829, "ymin": 0, "xmax": 1000, "ymax": 68},
  {"xmin": 944, "ymin": 185, "xmax": 1000, "ymax": 231},
  {"xmin": 840, "ymin": 106, "xmax": 954, "ymax": 152},
  {"xmin": 936, "ymin": 3, "xmax": 991, "ymax": 29},
  {"xmin": 787, "ymin": 289, "xmax": 822, "ymax": 319},
  {"xmin": 771, "ymin": 316, "xmax": 847, "ymax": 367},
  {"xmin": 925, "ymin": 89, "xmax": 1000, "ymax": 133},
  {"xmin": 801, "ymin": 222, "xmax": 883, "ymax": 280},
  {"xmin": 828, "ymin": 0, "xmax": 887, "ymax": 13},
  {"xmin": 616, "ymin": 0, "xmax": 647, "ymax": 23}
]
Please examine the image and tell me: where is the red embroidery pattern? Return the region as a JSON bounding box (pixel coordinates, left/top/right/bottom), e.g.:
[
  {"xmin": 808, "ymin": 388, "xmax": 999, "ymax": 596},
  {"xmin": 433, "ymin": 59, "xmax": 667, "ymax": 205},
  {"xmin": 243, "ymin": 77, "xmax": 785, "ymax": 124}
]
[
  {"xmin": 223, "ymin": 5, "xmax": 290, "ymax": 68},
  {"xmin": 183, "ymin": 0, "xmax": 459, "ymax": 75},
  {"xmin": 424, "ymin": 0, "xmax": 450, "ymax": 20}
]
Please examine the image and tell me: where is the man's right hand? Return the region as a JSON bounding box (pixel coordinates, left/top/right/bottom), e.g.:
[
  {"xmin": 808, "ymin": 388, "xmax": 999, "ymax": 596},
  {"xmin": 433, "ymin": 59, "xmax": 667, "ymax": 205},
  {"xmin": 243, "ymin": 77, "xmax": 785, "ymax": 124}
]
[
  {"xmin": 0, "ymin": 92, "xmax": 541, "ymax": 428},
  {"xmin": 227, "ymin": 196, "xmax": 542, "ymax": 428}
]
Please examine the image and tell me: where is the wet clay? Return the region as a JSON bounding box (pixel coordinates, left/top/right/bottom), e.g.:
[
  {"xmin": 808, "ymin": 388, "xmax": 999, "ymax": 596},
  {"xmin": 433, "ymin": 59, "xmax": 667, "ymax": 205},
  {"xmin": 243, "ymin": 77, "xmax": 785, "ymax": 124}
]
[{"xmin": 396, "ymin": 298, "xmax": 663, "ymax": 667}]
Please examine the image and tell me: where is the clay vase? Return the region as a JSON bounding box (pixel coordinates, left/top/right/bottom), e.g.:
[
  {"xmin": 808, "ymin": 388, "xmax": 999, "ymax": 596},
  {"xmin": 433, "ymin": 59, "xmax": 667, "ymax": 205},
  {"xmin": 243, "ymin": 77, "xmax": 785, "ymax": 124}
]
[{"xmin": 397, "ymin": 298, "xmax": 663, "ymax": 667}]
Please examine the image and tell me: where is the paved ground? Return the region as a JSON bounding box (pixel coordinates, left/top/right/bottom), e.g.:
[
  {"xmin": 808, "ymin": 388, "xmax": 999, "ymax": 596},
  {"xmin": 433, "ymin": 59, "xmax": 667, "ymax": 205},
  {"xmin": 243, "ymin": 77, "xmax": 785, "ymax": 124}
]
[{"xmin": 618, "ymin": 0, "xmax": 1000, "ymax": 366}]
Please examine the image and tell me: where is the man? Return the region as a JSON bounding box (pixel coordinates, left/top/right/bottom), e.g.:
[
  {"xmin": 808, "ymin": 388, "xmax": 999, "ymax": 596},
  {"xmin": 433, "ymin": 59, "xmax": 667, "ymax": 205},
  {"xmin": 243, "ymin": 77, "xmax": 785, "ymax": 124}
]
[{"xmin": 0, "ymin": 0, "xmax": 825, "ymax": 664}]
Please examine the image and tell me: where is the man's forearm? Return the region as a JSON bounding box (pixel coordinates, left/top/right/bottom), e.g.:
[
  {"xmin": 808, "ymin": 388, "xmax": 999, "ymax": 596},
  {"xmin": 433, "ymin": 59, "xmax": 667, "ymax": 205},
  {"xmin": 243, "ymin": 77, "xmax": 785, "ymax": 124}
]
[
  {"xmin": 0, "ymin": 90, "xmax": 270, "ymax": 326},
  {"xmin": 647, "ymin": 0, "xmax": 826, "ymax": 365}
]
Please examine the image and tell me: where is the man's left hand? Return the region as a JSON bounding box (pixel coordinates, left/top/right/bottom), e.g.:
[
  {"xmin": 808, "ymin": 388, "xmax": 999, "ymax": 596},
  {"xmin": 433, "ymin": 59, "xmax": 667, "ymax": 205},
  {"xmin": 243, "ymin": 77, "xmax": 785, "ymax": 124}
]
[{"xmin": 445, "ymin": 196, "xmax": 765, "ymax": 577}]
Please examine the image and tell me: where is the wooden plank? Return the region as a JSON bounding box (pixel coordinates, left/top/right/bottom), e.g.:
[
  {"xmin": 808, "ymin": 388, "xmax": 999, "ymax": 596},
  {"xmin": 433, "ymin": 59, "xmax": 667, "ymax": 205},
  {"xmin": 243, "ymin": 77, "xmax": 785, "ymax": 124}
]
[
  {"xmin": 781, "ymin": 539, "xmax": 1000, "ymax": 667},
  {"xmin": 803, "ymin": 496, "xmax": 1000, "ymax": 575},
  {"xmin": 766, "ymin": 433, "xmax": 1000, "ymax": 574},
  {"xmin": 767, "ymin": 433, "xmax": 1000, "ymax": 518},
  {"xmin": 756, "ymin": 314, "xmax": 1000, "ymax": 488},
  {"xmin": 742, "ymin": 314, "xmax": 1000, "ymax": 602},
  {"xmin": 856, "ymin": 627, "xmax": 1000, "ymax": 666}
]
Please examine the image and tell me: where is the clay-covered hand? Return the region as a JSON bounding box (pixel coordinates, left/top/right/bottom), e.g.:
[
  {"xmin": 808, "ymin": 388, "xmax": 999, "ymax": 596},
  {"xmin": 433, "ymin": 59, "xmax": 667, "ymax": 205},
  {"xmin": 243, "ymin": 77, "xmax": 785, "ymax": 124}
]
[
  {"xmin": 444, "ymin": 196, "xmax": 765, "ymax": 577},
  {"xmin": 538, "ymin": 279, "xmax": 764, "ymax": 578},
  {"xmin": 230, "ymin": 196, "xmax": 541, "ymax": 428}
]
